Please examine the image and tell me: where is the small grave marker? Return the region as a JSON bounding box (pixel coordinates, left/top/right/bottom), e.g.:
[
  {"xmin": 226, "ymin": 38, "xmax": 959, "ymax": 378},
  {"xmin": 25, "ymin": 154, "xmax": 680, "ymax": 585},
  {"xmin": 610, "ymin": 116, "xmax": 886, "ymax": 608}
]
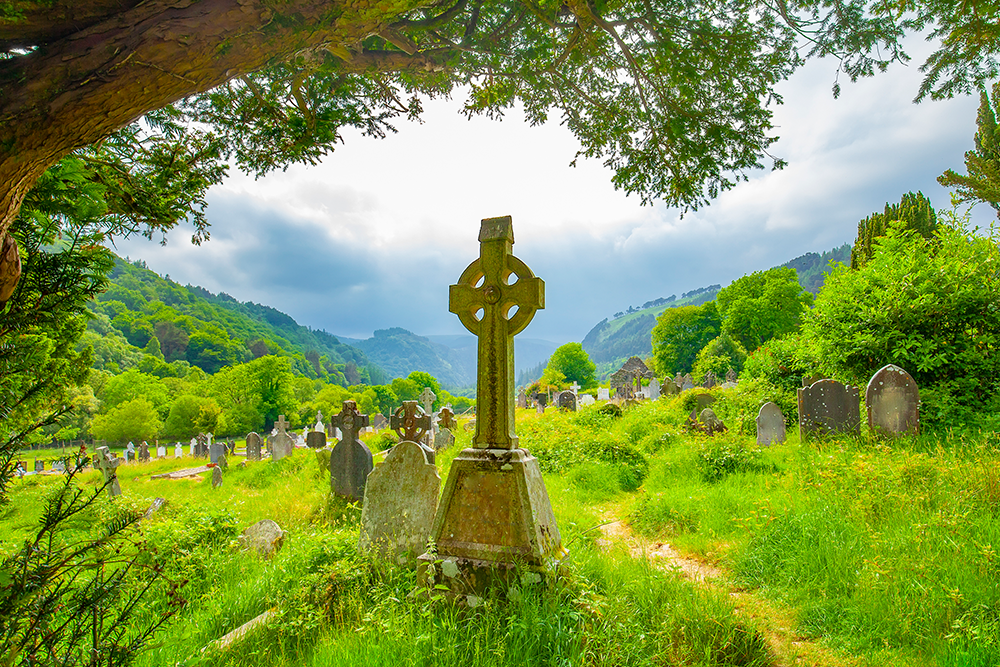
[
  {"xmin": 756, "ymin": 402, "xmax": 786, "ymax": 447},
  {"xmin": 271, "ymin": 415, "xmax": 294, "ymax": 461},
  {"xmin": 390, "ymin": 401, "xmax": 434, "ymax": 463}
]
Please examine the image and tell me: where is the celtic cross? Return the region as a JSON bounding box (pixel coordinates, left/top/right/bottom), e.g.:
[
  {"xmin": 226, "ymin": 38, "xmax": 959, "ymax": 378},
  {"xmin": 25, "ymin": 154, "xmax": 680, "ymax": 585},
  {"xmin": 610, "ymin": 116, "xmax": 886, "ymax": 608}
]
[
  {"xmin": 419, "ymin": 387, "xmax": 436, "ymax": 415},
  {"xmin": 332, "ymin": 400, "xmax": 368, "ymax": 445},
  {"xmin": 449, "ymin": 216, "xmax": 543, "ymax": 449},
  {"xmin": 437, "ymin": 406, "xmax": 457, "ymax": 431},
  {"xmin": 390, "ymin": 401, "xmax": 432, "ymax": 442}
]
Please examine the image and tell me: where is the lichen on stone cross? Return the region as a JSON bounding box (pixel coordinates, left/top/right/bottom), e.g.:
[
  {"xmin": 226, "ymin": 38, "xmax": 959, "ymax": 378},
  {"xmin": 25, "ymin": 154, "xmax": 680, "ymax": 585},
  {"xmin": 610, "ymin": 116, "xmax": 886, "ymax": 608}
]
[
  {"xmin": 94, "ymin": 446, "xmax": 121, "ymax": 497},
  {"xmin": 419, "ymin": 387, "xmax": 436, "ymax": 415},
  {"xmin": 390, "ymin": 401, "xmax": 432, "ymax": 442},
  {"xmin": 437, "ymin": 406, "xmax": 457, "ymax": 431},
  {"xmin": 332, "ymin": 400, "xmax": 369, "ymax": 444},
  {"xmin": 449, "ymin": 216, "xmax": 544, "ymax": 449}
]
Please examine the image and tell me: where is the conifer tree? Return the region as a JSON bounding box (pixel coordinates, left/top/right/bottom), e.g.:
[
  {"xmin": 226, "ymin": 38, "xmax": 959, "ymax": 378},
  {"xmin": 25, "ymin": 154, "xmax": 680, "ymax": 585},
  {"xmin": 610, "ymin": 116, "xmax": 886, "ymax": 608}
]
[
  {"xmin": 850, "ymin": 192, "xmax": 938, "ymax": 269},
  {"xmin": 938, "ymin": 83, "xmax": 1000, "ymax": 216}
]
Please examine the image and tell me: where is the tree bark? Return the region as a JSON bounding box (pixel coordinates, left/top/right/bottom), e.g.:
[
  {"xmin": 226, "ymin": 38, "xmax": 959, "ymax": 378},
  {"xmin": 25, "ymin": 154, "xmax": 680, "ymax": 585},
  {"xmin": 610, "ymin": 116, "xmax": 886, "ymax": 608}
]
[{"xmin": 0, "ymin": 0, "xmax": 430, "ymax": 252}]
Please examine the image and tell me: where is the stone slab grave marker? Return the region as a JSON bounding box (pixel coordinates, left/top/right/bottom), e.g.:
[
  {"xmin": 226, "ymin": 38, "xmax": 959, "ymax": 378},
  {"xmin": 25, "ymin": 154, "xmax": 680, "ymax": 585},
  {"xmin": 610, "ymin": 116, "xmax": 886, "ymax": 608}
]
[
  {"xmin": 271, "ymin": 415, "xmax": 294, "ymax": 461},
  {"xmin": 597, "ymin": 387, "xmax": 610, "ymax": 401},
  {"xmin": 359, "ymin": 437, "xmax": 441, "ymax": 563},
  {"xmin": 798, "ymin": 379, "xmax": 861, "ymax": 441},
  {"xmin": 662, "ymin": 376, "xmax": 680, "ymax": 396},
  {"xmin": 138, "ymin": 441, "xmax": 150, "ymax": 462},
  {"xmin": 125, "ymin": 442, "xmax": 135, "ymax": 463},
  {"xmin": 703, "ymin": 371, "xmax": 718, "ymax": 389},
  {"xmin": 648, "ymin": 377, "xmax": 660, "ymax": 400},
  {"xmin": 579, "ymin": 394, "xmax": 595, "ymax": 406},
  {"xmin": 240, "ymin": 519, "xmax": 286, "ymax": 558},
  {"xmin": 418, "ymin": 216, "xmax": 565, "ymax": 593},
  {"xmin": 694, "ymin": 393, "xmax": 716, "ymax": 412},
  {"xmin": 682, "ymin": 373, "xmax": 695, "ymax": 391},
  {"xmin": 756, "ymin": 402, "xmax": 786, "ymax": 447},
  {"xmin": 209, "ymin": 440, "xmax": 226, "ymax": 464},
  {"xmin": 329, "ymin": 400, "xmax": 372, "ymax": 502},
  {"xmin": 557, "ymin": 390, "xmax": 577, "ymax": 411},
  {"xmin": 94, "ymin": 446, "xmax": 122, "ymax": 497},
  {"xmin": 726, "ymin": 368, "xmax": 738, "ymax": 384},
  {"xmin": 174, "ymin": 442, "xmax": 183, "ymax": 458},
  {"xmin": 866, "ymin": 364, "xmax": 920, "ymax": 437},
  {"xmin": 390, "ymin": 401, "xmax": 434, "ymax": 463},
  {"xmin": 306, "ymin": 430, "xmax": 327, "ymax": 449},
  {"xmin": 246, "ymin": 432, "xmax": 262, "ymax": 461},
  {"xmin": 517, "ymin": 387, "xmax": 527, "ymax": 409},
  {"xmin": 371, "ymin": 413, "xmax": 389, "ymax": 431},
  {"xmin": 195, "ymin": 433, "xmax": 209, "ymax": 458},
  {"xmin": 157, "ymin": 444, "xmax": 166, "ymax": 458},
  {"xmin": 189, "ymin": 437, "xmax": 196, "ymax": 456},
  {"xmin": 34, "ymin": 459, "xmax": 44, "ymax": 472},
  {"xmin": 212, "ymin": 466, "xmax": 223, "ymax": 488}
]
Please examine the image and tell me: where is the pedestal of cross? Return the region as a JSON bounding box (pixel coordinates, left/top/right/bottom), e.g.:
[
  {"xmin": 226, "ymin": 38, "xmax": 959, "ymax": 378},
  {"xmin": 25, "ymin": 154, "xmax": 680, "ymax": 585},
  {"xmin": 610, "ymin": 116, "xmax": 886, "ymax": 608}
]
[
  {"xmin": 390, "ymin": 401, "xmax": 434, "ymax": 464},
  {"xmin": 418, "ymin": 216, "xmax": 565, "ymax": 595},
  {"xmin": 330, "ymin": 400, "xmax": 372, "ymax": 502}
]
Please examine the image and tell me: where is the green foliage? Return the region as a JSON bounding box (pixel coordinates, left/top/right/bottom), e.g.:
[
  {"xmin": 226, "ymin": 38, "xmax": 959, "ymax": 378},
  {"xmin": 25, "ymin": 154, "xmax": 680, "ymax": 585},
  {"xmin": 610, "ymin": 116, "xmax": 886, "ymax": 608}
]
[
  {"xmin": 696, "ymin": 436, "xmax": 767, "ymax": 483},
  {"xmin": 90, "ymin": 397, "xmax": 164, "ymax": 443},
  {"xmin": 545, "ymin": 342, "xmax": 597, "ymax": 389},
  {"xmin": 802, "ymin": 216, "xmax": 1000, "ymax": 426},
  {"xmin": 741, "ymin": 335, "xmax": 816, "ymax": 396},
  {"xmin": 851, "ymin": 191, "xmax": 938, "ymax": 269},
  {"xmin": 651, "ymin": 302, "xmax": 721, "ymax": 376},
  {"xmin": 781, "ymin": 244, "xmax": 852, "ymax": 294},
  {"xmin": 100, "ymin": 368, "xmax": 170, "ymax": 416},
  {"xmin": 209, "ymin": 355, "xmax": 297, "ymax": 434},
  {"xmin": 716, "ymin": 267, "xmax": 813, "ymax": 351},
  {"xmin": 692, "ymin": 332, "xmax": 748, "ymax": 383},
  {"xmin": 939, "ymin": 82, "xmax": 1000, "ymax": 216}
]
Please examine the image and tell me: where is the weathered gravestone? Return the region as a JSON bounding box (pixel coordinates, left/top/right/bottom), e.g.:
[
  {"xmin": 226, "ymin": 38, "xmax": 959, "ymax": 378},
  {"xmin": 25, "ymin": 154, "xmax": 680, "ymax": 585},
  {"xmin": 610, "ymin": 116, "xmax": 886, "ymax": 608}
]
[
  {"xmin": 34, "ymin": 460, "xmax": 44, "ymax": 472},
  {"xmin": 534, "ymin": 392, "xmax": 547, "ymax": 414},
  {"xmin": 390, "ymin": 401, "xmax": 434, "ymax": 463},
  {"xmin": 661, "ymin": 377, "xmax": 680, "ymax": 396},
  {"xmin": 756, "ymin": 402, "xmax": 786, "ymax": 447},
  {"xmin": 703, "ymin": 371, "xmax": 718, "ymax": 389},
  {"xmin": 371, "ymin": 413, "xmax": 389, "ymax": 431},
  {"xmin": 209, "ymin": 440, "xmax": 226, "ymax": 464},
  {"xmin": 694, "ymin": 393, "xmax": 716, "ymax": 412},
  {"xmin": 189, "ymin": 437, "xmax": 197, "ymax": 456},
  {"xmin": 648, "ymin": 377, "xmax": 661, "ymax": 400},
  {"xmin": 94, "ymin": 446, "xmax": 122, "ymax": 497},
  {"xmin": 359, "ymin": 439, "xmax": 441, "ymax": 563},
  {"xmin": 195, "ymin": 434, "xmax": 209, "ymax": 458},
  {"xmin": 218, "ymin": 452, "xmax": 228, "ymax": 471},
  {"xmin": 798, "ymin": 379, "xmax": 861, "ymax": 441},
  {"xmin": 436, "ymin": 406, "xmax": 457, "ymax": 450},
  {"xmin": 156, "ymin": 444, "xmax": 166, "ymax": 458},
  {"xmin": 270, "ymin": 415, "xmax": 295, "ymax": 461},
  {"xmin": 419, "ymin": 387, "xmax": 436, "ymax": 416},
  {"xmin": 699, "ymin": 408, "xmax": 727, "ymax": 434},
  {"xmin": 330, "ymin": 400, "xmax": 372, "ymax": 502},
  {"xmin": 682, "ymin": 373, "xmax": 695, "ymax": 391},
  {"xmin": 306, "ymin": 430, "xmax": 327, "ymax": 449},
  {"xmin": 557, "ymin": 390, "xmax": 577, "ymax": 411},
  {"xmin": 212, "ymin": 466, "xmax": 223, "ymax": 488},
  {"xmin": 239, "ymin": 519, "xmax": 286, "ymax": 558},
  {"xmin": 138, "ymin": 441, "xmax": 150, "ymax": 462},
  {"xmin": 245, "ymin": 432, "xmax": 262, "ymax": 461},
  {"xmin": 174, "ymin": 442, "xmax": 183, "ymax": 458},
  {"xmin": 418, "ymin": 216, "xmax": 565, "ymax": 593},
  {"xmin": 51, "ymin": 461, "xmax": 66, "ymax": 473},
  {"xmin": 517, "ymin": 387, "xmax": 527, "ymax": 409},
  {"xmin": 124, "ymin": 442, "xmax": 135, "ymax": 463},
  {"xmin": 865, "ymin": 364, "xmax": 920, "ymax": 437},
  {"xmin": 726, "ymin": 368, "xmax": 738, "ymax": 384},
  {"xmin": 597, "ymin": 387, "xmax": 610, "ymax": 401},
  {"xmin": 579, "ymin": 394, "xmax": 596, "ymax": 406}
]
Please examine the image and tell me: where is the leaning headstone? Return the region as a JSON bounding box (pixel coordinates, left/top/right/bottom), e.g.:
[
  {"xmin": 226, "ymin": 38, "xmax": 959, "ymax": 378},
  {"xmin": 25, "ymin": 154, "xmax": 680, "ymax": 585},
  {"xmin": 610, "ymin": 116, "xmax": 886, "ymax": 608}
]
[
  {"xmin": 865, "ymin": 364, "xmax": 920, "ymax": 437},
  {"xmin": 209, "ymin": 440, "xmax": 226, "ymax": 464},
  {"xmin": 245, "ymin": 432, "xmax": 262, "ymax": 461},
  {"xmin": 699, "ymin": 408, "xmax": 727, "ymax": 434},
  {"xmin": 270, "ymin": 415, "xmax": 294, "ymax": 461},
  {"xmin": 418, "ymin": 216, "xmax": 565, "ymax": 592},
  {"xmin": 371, "ymin": 413, "xmax": 389, "ymax": 431},
  {"xmin": 597, "ymin": 387, "xmax": 610, "ymax": 401},
  {"xmin": 218, "ymin": 452, "xmax": 229, "ymax": 471},
  {"xmin": 239, "ymin": 519, "xmax": 286, "ymax": 558},
  {"xmin": 94, "ymin": 446, "xmax": 122, "ymax": 497},
  {"xmin": 756, "ymin": 402, "xmax": 786, "ymax": 447},
  {"xmin": 557, "ymin": 390, "xmax": 577, "ymax": 411},
  {"xmin": 211, "ymin": 466, "xmax": 223, "ymax": 488},
  {"xmin": 142, "ymin": 497, "xmax": 168, "ymax": 520},
  {"xmin": 306, "ymin": 431, "xmax": 327, "ymax": 449},
  {"xmin": 330, "ymin": 400, "xmax": 373, "ymax": 502},
  {"xmin": 648, "ymin": 377, "xmax": 661, "ymax": 400},
  {"xmin": 517, "ymin": 387, "xmax": 528, "ymax": 409},
  {"xmin": 359, "ymin": 440, "xmax": 441, "ymax": 563},
  {"xmin": 390, "ymin": 401, "xmax": 434, "ymax": 463},
  {"xmin": 798, "ymin": 379, "xmax": 861, "ymax": 441}
]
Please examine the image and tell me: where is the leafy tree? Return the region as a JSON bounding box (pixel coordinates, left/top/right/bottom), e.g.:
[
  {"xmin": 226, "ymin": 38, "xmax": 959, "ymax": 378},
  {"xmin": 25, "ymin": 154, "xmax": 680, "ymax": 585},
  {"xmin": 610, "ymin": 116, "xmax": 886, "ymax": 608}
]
[
  {"xmin": 801, "ymin": 215, "xmax": 1000, "ymax": 426},
  {"xmin": 3, "ymin": 0, "xmax": 997, "ymax": 302},
  {"xmin": 99, "ymin": 368, "xmax": 170, "ymax": 417},
  {"xmin": 938, "ymin": 82, "xmax": 1000, "ymax": 216},
  {"xmin": 390, "ymin": 377, "xmax": 420, "ymax": 403},
  {"xmin": 156, "ymin": 321, "xmax": 190, "ymax": 361},
  {"xmin": 539, "ymin": 366, "xmax": 567, "ymax": 395},
  {"xmin": 368, "ymin": 385, "xmax": 399, "ymax": 418},
  {"xmin": 715, "ymin": 267, "xmax": 814, "ymax": 351},
  {"xmin": 407, "ymin": 371, "xmax": 441, "ymax": 408},
  {"xmin": 545, "ymin": 343, "xmax": 597, "ymax": 389},
  {"xmin": 90, "ymin": 397, "xmax": 163, "ymax": 443},
  {"xmin": 691, "ymin": 332, "xmax": 748, "ymax": 383},
  {"xmin": 209, "ymin": 355, "xmax": 297, "ymax": 435},
  {"xmin": 850, "ymin": 191, "xmax": 938, "ymax": 269},
  {"xmin": 651, "ymin": 303, "xmax": 721, "ymax": 376},
  {"xmin": 163, "ymin": 394, "xmax": 219, "ymax": 439}
]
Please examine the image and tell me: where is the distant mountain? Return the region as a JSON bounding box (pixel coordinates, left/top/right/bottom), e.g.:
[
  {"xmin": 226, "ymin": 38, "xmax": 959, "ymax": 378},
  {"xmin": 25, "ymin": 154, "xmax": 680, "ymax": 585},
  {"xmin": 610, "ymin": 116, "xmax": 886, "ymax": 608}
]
[
  {"xmin": 580, "ymin": 244, "xmax": 851, "ymax": 375},
  {"xmin": 87, "ymin": 255, "xmax": 379, "ymax": 382}
]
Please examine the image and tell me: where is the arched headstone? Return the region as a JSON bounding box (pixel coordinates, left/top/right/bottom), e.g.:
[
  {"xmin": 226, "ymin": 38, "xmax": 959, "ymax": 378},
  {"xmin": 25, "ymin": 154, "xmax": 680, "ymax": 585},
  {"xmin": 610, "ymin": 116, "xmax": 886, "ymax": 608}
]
[
  {"xmin": 756, "ymin": 402, "xmax": 786, "ymax": 447},
  {"xmin": 797, "ymin": 379, "xmax": 860, "ymax": 441},
  {"xmin": 865, "ymin": 364, "xmax": 919, "ymax": 437}
]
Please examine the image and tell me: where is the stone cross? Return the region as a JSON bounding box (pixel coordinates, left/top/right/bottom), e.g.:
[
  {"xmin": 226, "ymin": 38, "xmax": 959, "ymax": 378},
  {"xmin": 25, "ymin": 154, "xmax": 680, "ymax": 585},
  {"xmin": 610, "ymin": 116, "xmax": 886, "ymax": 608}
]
[
  {"xmin": 437, "ymin": 406, "xmax": 457, "ymax": 431},
  {"xmin": 330, "ymin": 400, "xmax": 373, "ymax": 501},
  {"xmin": 449, "ymin": 217, "xmax": 543, "ymax": 449},
  {"xmin": 275, "ymin": 414, "xmax": 289, "ymax": 434},
  {"xmin": 419, "ymin": 387, "xmax": 436, "ymax": 416},
  {"xmin": 390, "ymin": 401, "xmax": 434, "ymax": 463},
  {"xmin": 94, "ymin": 446, "xmax": 122, "ymax": 497},
  {"xmin": 570, "ymin": 381, "xmax": 581, "ymax": 396}
]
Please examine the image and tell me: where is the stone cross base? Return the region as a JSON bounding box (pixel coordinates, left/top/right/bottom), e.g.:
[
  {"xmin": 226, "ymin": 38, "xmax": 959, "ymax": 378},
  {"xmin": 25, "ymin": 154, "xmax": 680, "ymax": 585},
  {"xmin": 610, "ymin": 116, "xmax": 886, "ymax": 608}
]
[{"xmin": 416, "ymin": 447, "xmax": 565, "ymax": 592}]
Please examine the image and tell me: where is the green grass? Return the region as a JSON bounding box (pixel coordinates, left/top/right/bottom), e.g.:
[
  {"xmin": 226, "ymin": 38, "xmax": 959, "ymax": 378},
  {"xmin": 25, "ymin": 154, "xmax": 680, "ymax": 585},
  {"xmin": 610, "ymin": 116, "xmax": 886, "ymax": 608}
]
[{"xmin": 6, "ymin": 396, "xmax": 1000, "ymax": 666}]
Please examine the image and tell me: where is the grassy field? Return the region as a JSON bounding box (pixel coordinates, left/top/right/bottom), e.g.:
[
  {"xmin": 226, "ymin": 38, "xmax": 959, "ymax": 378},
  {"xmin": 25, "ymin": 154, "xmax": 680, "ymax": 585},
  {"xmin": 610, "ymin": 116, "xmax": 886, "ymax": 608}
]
[{"xmin": 3, "ymin": 393, "xmax": 999, "ymax": 667}]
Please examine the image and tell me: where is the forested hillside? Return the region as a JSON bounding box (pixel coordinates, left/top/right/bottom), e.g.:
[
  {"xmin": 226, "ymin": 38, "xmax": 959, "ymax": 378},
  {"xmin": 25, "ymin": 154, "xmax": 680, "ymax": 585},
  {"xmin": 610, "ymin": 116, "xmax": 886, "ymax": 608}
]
[
  {"xmin": 85, "ymin": 256, "xmax": 382, "ymax": 384},
  {"xmin": 342, "ymin": 328, "xmax": 475, "ymax": 389},
  {"xmin": 782, "ymin": 244, "xmax": 851, "ymax": 294}
]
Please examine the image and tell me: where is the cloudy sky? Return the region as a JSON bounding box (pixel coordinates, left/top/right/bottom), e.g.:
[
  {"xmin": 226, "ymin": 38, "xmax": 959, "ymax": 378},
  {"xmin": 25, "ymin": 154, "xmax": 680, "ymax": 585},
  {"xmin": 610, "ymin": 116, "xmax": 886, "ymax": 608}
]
[{"xmin": 114, "ymin": 39, "xmax": 990, "ymax": 345}]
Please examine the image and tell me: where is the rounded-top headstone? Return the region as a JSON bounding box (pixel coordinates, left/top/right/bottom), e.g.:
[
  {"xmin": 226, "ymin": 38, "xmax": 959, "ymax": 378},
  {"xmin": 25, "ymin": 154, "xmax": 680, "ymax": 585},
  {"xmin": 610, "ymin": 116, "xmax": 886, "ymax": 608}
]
[
  {"xmin": 865, "ymin": 364, "xmax": 919, "ymax": 437},
  {"xmin": 240, "ymin": 519, "xmax": 286, "ymax": 557},
  {"xmin": 756, "ymin": 402, "xmax": 786, "ymax": 447}
]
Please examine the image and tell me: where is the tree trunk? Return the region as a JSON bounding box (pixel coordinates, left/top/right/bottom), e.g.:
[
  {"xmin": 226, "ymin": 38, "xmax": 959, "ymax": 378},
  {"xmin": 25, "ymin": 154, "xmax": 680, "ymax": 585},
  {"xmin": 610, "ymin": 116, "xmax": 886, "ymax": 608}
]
[{"xmin": 0, "ymin": 0, "xmax": 428, "ymax": 259}]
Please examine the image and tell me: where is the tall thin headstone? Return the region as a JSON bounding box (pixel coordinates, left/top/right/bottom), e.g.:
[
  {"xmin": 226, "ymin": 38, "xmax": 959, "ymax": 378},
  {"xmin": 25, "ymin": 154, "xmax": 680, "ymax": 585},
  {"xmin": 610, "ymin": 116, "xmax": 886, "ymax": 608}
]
[
  {"xmin": 798, "ymin": 379, "xmax": 861, "ymax": 441},
  {"xmin": 517, "ymin": 387, "xmax": 527, "ymax": 409},
  {"xmin": 418, "ymin": 216, "xmax": 565, "ymax": 591},
  {"xmin": 329, "ymin": 400, "xmax": 372, "ymax": 502},
  {"xmin": 865, "ymin": 364, "xmax": 919, "ymax": 437}
]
